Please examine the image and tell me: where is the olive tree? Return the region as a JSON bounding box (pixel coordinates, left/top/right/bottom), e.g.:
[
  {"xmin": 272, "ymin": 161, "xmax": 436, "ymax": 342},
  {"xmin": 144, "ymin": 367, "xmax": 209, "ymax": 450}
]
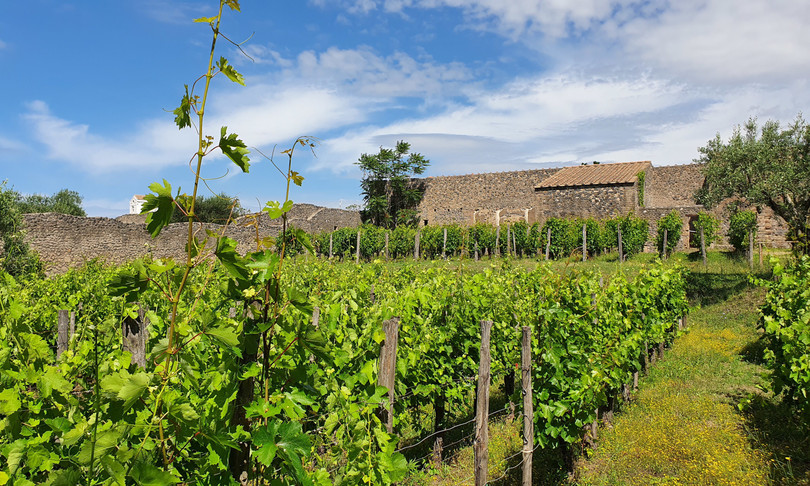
[{"xmin": 695, "ymin": 114, "xmax": 810, "ymax": 254}]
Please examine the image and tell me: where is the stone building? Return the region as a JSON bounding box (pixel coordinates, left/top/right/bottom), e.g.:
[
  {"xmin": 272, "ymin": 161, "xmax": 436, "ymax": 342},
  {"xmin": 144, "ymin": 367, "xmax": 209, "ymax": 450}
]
[{"xmin": 417, "ymin": 161, "xmax": 791, "ymax": 251}]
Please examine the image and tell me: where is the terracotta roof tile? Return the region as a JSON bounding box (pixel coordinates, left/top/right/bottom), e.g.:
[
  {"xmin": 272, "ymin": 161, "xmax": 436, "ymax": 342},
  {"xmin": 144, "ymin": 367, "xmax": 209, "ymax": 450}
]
[{"xmin": 534, "ymin": 161, "xmax": 651, "ymax": 189}]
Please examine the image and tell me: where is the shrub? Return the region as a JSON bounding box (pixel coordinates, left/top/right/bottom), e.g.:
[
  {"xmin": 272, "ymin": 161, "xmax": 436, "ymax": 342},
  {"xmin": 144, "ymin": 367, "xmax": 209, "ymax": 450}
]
[
  {"xmin": 656, "ymin": 210, "xmax": 683, "ymax": 256},
  {"xmin": 690, "ymin": 211, "xmax": 721, "ymax": 248},
  {"xmin": 728, "ymin": 210, "xmax": 757, "ymax": 253}
]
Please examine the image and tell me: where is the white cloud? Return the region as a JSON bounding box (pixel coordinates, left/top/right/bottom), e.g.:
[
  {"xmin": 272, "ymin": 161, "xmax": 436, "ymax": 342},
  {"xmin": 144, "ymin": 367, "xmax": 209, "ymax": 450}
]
[
  {"xmin": 23, "ymin": 100, "xmax": 195, "ymax": 172},
  {"xmin": 0, "ymin": 136, "xmax": 24, "ymax": 152},
  {"xmin": 619, "ymin": 0, "xmax": 810, "ymax": 84},
  {"xmin": 0, "ymin": 39, "xmax": 7, "ymax": 50}
]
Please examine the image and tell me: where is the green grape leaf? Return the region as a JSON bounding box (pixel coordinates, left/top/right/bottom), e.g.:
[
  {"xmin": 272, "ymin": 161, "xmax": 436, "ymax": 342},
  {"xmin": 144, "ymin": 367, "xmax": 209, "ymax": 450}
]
[
  {"xmin": 0, "ymin": 388, "xmax": 21, "ymax": 415},
  {"xmin": 109, "ymin": 262, "xmax": 149, "ymax": 302},
  {"xmin": 224, "ymin": 0, "xmax": 241, "ymax": 11},
  {"xmin": 205, "ymin": 325, "xmax": 239, "ymax": 348},
  {"xmin": 216, "ymin": 57, "xmax": 245, "ymax": 86},
  {"xmin": 173, "ymin": 85, "xmax": 191, "ymax": 129},
  {"xmin": 290, "ymin": 170, "xmax": 304, "ymax": 186},
  {"xmin": 130, "ymin": 460, "xmax": 180, "ymax": 485},
  {"xmin": 215, "ymin": 237, "xmax": 249, "ymax": 281},
  {"xmin": 219, "ymin": 126, "xmax": 250, "ymax": 172},
  {"xmin": 193, "ymin": 16, "xmax": 219, "ymax": 23},
  {"xmin": 142, "ymin": 179, "xmax": 174, "ymax": 237}
]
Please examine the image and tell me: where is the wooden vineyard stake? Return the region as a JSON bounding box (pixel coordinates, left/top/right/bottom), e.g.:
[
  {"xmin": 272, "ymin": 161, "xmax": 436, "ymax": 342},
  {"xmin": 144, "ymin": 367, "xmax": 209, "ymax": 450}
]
[
  {"xmin": 582, "ymin": 223, "xmax": 587, "ymax": 262},
  {"xmin": 57, "ymin": 309, "xmax": 70, "ymax": 358},
  {"xmin": 545, "ymin": 227, "xmax": 551, "ymax": 260},
  {"xmin": 759, "ymin": 242, "xmax": 763, "ymax": 266},
  {"xmin": 474, "ymin": 320, "xmax": 492, "ymax": 486},
  {"xmin": 496, "ymin": 225, "xmax": 501, "ymax": 257},
  {"xmin": 700, "ymin": 226, "xmax": 707, "ymax": 266},
  {"xmin": 662, "ymin": 228, "xmax": 668, "ymax": 260},
  {"xmin": 521, "ymin": 326, "xmax": 533, "ymax": 486},
  {"xmin": 443, "ymin": 227, "xmax": 447, "ymax": 259},
  {"xmin": 432, "ymin": 391, "xmax": 446, "ymax": 467},
  {"xmin": 749, "ymin": 231, "xmax": 754, "ymax": 270},
  {"xmin": 378, "ymin": 318, "xmax": 400, "ymax": 434},
  {"xmin": 414, "ymin": 230, "xmax": 420, "ymax": 260},
  {"xmin": 356, "ymin": 229, "xmax": 361, "ymax": 264},
  {"xmin": 385, "ymin": 232, "xmax": 389, "ymax": 260},
  {"xmin": 329, "ymin": 233, "xmax": 333, "ymax": 259},
  {"xmin": 122, "ymin": 306, "xmax": 149, "ymax": 369},
  {"xmin": 618, "ymin": 225, "xmax": 624, "ymax": 263}
]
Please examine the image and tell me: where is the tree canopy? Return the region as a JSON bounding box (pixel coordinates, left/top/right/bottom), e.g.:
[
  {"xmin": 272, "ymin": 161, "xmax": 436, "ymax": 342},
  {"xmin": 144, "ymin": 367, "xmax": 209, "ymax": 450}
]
[
  {"xmin": 356, "ymin": 141, "xmax": 430, "ymax": 228},
  {"xmin": 695, "ymin": 114, "xmax": 810, "ymax": 254},
  {"xmin": 171, "ymin": 192, "xmax": 245, "ymax": 224},
  {"xmin": 14, "ymin": 189, "xmax": 86, "ymax": 217}
]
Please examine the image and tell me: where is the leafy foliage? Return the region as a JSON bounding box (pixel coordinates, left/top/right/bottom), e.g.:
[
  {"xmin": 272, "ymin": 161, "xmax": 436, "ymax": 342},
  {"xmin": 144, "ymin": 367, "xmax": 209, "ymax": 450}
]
[
  {"xmin": 0, "ymin": 182, "xmax": 42, "ymax": 277},
  {"xmin": 728, "ymin": 209, "xmax": 757, "ymax": 253},
  {"xmin": 13, "ymin": 189, "xmax": 86, "ymax": 217},
  {"xmin": 357, "ymin": 141, "xmax": 430, "ymax": 228},
  {"xmin": 691, "ymin": 210, "xmax": 721, "ymax": 248},
  {"xmin": 170, "ymin": 192, "xmax": 245, "ymax": 224},
  {"xmin": 695, "ymin": 114, "xmax": 810, "ymax": 255},
  {"xmin": 757, "ymin": 257, "xmax": 810, "ymax": 419},
  {"xmin": 656, "ymin": 210, "xmax": 683, "ymax": 257}
]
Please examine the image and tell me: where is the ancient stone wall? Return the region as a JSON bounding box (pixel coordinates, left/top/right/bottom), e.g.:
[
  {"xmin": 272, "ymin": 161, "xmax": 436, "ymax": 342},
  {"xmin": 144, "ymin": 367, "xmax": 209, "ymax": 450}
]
[
  {"xmin": 536, "ymin": 184, "xmax": 637, "ymax": 221},
  {"xmin": 23, "ymin": 204, "xmax": 361, "ymax": 275},
  {"xmin": 418, "ymin": 169, "xmax": 561, "ymax": 226},
  {"xmin": 644, "ymin": 164, "xmax": 704, "ymax": 208}
]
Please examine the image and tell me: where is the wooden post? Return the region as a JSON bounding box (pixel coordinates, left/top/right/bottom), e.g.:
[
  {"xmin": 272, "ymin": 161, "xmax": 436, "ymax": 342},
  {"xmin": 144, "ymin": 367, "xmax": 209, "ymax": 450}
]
[
  {"xmin": 506, "ymin": 225, "xmax": 511, "ymax": 256},
  {"xmin": 521, "ymin": 326, "xmax": 533, "ymax": 486},
  {"xmin": 57, "ymin": 310, "xmax": 70, "ymax": 358},
  {"xmin": 700, "ymin": 226, "xmax": 707, "ymax": 267},
  {"xmin": 474, "ymin": 320, "xmax": 492, "ymax": 486},
  {"xmin": 617, "ymin": 225, "xmax": 624, "ymax": 263},
  {"xmin": 661, "ymin": 229, "xmax": 668, "ymax": 260},
  {"xmin": 329, "ymin": 233, "xmax": 333, "ymax": 259},
  {"xmin": 122, "ymin": 306, "xmax": 149, "ymax": 368},
  {"xmin": 414, "ymin": 230, "xmax": 420, "ymax": 260},
  {"xmin": 443, "ymin": 227, "xmax": 447, "ymax": 259},
  {"xmin": 475, "ymin": 241, "xmax": 479, "ymax": 261},
  {"xmin": 378, "ymin": 318, "xmax": 400, "ymax": 434},
  {"xmin": 759, "ymin": 242, "xmax": 763, "ymax": 266},
  {"xmin": 582, "ymin": 223, "xmax": 587, "ymax": 262},
  {"xmin": 432, "ymin": 391, "xmax": 446, "ymax": 467},
  {"xmin": 545, "ymin": 227, "xmax": 551, "ymax": 260},
  {"xmin": 513, "ymin": 229, "xmax": 517, "ymax": 257},
  {"xmin": 385, "ymin": 232, "xmax": 389, "ymax": 261},
  {"xmin": 749, "ymin": 231, "xmax": 754, "ymax": 270},
  {"xmin": 356, "ymin": 229, "xmax": 361, "ymax": 264},
  {"xmin": 495, "ymin": 225, "xmax": 501, "ymax": 257}
]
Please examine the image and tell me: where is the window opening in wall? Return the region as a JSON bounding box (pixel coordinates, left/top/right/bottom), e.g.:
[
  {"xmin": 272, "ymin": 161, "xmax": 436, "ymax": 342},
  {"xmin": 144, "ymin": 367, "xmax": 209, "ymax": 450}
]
[{"xmin": 424, "ymin": 219, "xmax": 428, "ymax": 226}]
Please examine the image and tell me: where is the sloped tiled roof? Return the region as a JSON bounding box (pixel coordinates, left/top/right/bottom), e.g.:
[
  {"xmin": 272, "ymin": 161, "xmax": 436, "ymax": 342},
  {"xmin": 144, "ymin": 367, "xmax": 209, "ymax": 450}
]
[{"xmin": 535, "ymin": 161, "xmax": 651, "ymax": 189}]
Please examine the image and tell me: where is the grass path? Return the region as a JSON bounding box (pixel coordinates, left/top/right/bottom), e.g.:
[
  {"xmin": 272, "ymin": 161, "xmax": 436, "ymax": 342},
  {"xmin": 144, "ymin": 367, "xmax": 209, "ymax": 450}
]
[{"xmin": 576, "ymin": 286, "xmax": 810, "ymax": 485}]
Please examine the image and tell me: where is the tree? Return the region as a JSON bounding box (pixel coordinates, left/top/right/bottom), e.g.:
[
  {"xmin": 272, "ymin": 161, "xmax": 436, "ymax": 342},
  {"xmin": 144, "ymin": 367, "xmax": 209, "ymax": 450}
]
[
  {"xmin": 14, "ymin": 188, "xmax": 86, "ymax": 216},
  {"xmin": 0, "ymin": 181, "xmax": 42, "ymax": 276},
  {"xmin": 356, "ymin": 141, "xmax": 429, "ymax": 228},
  {"xmin": 695, "ymin": 114, "xmax": 810, "ymax": 254},
  {"xmin": 170, "ymin": 192, "xmax": 244, "ymax": 224}
]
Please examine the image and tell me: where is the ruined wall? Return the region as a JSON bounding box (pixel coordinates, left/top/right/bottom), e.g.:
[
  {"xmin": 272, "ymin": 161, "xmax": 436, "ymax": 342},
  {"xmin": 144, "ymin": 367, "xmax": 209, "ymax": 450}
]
[
  {"xmin": 418, "ymin": 168, "xmax": 561, "ymax": 226},
  {"xmin": 23, "ymin": 204, "xmax": 361, "ymax": 275},
  {"xmin": 644, "ymin": 164, "xmax": 704, "ymax": 208},
  {"xmin": 535, "ymin": 184, "xmax": 637, "ymax": 221}
]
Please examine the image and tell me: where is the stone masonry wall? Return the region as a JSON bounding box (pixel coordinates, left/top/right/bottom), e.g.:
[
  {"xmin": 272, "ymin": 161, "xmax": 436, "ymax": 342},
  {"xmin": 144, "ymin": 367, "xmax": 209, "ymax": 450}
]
[
  {"xmin": 418, "ymin": 168, "xmax": 561, "ymax": 226},
  {"xmin": 23, "ymin": 204, "xmax": 361, "ymax": 275},
  {"xmin": 536, "ymin": 184, "xmax": 637, "ymax": 221},
  {"xmin": 644, "ymin": 164, "xmax": 704, "ymax": 208}
]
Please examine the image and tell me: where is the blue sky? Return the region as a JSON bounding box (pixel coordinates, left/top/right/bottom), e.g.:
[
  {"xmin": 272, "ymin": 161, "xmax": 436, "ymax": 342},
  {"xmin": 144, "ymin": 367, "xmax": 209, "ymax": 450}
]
[{"xmin": 2, "ymin": 0, "xmax": 808, "ymax": 217}]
